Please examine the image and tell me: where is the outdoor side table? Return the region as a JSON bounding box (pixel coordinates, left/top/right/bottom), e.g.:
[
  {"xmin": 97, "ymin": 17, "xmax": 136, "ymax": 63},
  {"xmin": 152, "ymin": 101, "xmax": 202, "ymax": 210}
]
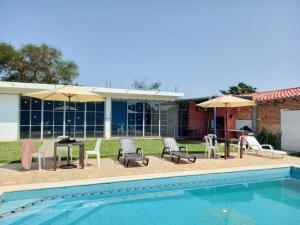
[
  {"xmin": 216, "ymin": 138, "xmax": 243, "ymax": 160},
  {"xmin": 53, "ymin": 141, "xmax": 85, "ymax": 170}
]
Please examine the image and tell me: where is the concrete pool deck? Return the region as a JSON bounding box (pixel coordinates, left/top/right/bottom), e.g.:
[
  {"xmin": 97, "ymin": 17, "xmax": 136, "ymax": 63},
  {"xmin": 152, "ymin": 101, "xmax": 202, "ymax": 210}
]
[{"xmin": 0, "ymin": 153, "xmax": 300, "ymax": 194}]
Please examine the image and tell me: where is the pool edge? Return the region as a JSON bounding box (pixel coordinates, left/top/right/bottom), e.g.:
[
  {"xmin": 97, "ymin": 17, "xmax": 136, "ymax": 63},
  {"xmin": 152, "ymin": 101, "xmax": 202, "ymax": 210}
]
[{"xmin": 1, "ymin": 163, "xmax": 298, "ymax": 196}]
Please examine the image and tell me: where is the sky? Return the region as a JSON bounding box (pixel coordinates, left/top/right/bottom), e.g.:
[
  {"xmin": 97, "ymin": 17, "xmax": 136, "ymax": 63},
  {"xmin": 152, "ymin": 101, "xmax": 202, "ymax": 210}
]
[{"xmin": 0, "ymin": 0, "xmax": 300, "ymax": 98}]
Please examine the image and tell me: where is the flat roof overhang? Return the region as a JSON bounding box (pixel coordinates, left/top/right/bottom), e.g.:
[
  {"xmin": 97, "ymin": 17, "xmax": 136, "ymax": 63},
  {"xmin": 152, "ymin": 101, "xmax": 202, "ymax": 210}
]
[{"xmin": 0, "ymin": 81, "xmax": 184, "ymax": 101}]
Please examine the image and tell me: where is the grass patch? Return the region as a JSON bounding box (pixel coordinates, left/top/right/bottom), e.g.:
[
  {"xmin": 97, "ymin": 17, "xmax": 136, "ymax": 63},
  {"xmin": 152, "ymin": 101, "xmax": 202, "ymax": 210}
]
[
  {"xmin": 0, "ymin": 141, "xmax": 42, "ymax": 163},
  {"xmin": 0, "ymin": 139, "xmax": 208, "ymax": 163}
]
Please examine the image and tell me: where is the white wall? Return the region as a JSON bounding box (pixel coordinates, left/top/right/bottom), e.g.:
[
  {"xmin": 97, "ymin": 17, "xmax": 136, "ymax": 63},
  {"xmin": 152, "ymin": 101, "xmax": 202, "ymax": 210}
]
[
  {"xmin": 0, "ymin": 94, "xmax": 19, "ymax": 141},
  {"xmin": 281, "ymin": 110, "xmax": 300, "ymax": 152}
]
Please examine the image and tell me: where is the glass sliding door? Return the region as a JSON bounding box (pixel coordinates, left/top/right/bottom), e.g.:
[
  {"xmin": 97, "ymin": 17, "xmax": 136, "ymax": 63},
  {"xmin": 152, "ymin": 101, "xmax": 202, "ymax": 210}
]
[
  {"xmin": 127, "ymin": 101, "xmax": 144, "ymax": 137},
  {"xmin": 111, "ymin": 99, "xmax": 176, "ymax": 137},
  {"xmin": 145, "ymin": 102, "xmax": 160, "ymax": 136},
  {"xmin": 160, "ymin": 102, "xmax": 176, "ymax": 137},
  {"xmin": 53, "ymin": 101, "xmax": 64, "ymax": 138},
  {"xmin": 112, "ymin": 100, "xmax": 127, "ymax": 137},
  {"xmin": 20, "ymin": 96, "xmax": 104, "ymax": 139},
  {"xmin": 20, "ymin": 97, "xmax": 31, "ymax": 139}
]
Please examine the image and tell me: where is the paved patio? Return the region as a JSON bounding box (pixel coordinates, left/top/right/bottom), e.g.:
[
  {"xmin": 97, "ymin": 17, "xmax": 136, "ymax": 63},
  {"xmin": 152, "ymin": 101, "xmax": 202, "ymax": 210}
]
[{"xmin": 0, "ymin": 153, "xmax": 300, "ymax": 193}]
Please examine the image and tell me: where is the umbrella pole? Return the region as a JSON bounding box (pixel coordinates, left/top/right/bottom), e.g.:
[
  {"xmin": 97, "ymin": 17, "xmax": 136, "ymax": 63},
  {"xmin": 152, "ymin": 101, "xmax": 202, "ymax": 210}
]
[
  {"xmin": 68, "ymin": 95, "xmax": 71, "ymax": 165},
  {"xmin": 225, "ymin": 105, "xmax": 228, "ymax": 159},
  {"xmin": 60, "ymin": 95, "xmax": 77, "ymax": 169},
  {"xmin": 68, "ymin": 95, "xmax": 71, "ymax": 140}
]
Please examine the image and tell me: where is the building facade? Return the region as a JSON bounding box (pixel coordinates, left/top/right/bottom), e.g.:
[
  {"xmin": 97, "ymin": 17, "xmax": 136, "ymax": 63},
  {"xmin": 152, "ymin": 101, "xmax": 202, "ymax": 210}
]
[
  {"xmin": 177, "ymin": 87, "xmax": 300, "ymax": 139},
  {"xmin": 0, "ymin": 82, "xmax": 183, "ymax": 140}
]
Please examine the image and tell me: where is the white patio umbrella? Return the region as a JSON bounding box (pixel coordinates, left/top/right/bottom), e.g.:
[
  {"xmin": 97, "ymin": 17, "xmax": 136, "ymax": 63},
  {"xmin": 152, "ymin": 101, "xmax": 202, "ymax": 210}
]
[
  {"xmin": 24, "ymin": 85, "xmax": 105, "ymax": 169},
  {"xmin": 197, "ymin": 95, "xmax": 256, "ymax": 138}
]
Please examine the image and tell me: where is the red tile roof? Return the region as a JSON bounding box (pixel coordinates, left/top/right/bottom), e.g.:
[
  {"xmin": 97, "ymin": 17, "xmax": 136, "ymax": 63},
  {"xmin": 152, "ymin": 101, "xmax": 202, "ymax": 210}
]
[{"xmin": 243, "ymin": 87, "xmax": 300, "ymax": 102}]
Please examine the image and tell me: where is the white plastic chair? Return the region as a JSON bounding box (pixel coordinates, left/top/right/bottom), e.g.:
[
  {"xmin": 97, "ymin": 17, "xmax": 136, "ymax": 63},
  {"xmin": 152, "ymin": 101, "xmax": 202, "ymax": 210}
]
[
  {"xmin": 205, "ymin": 134, "xmax": 220, "ymax": 158},
  {"xmin": 85, "ymin": 138, "xmax": 102, "ymax": 167},
  {"xmin": 32, "ymin": 150, "xmax": 46, "ymax": 171},
  {"xmin": 56, "ymin": 136, "xmax": 73, "ymax": 163},
  {"xmin": 33, "ymin": 140, "xmax": 54, "ymax": 170}
]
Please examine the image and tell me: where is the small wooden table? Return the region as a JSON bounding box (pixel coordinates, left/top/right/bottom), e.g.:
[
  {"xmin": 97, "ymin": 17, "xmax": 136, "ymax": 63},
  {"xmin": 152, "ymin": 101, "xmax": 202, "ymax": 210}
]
[
  {"xmin": 216, "ymin": 138, "xmax": 243, "ymax": 160},
  {"xmin": 53, "ymin": 141, "xmax": 85, "ymax": 170}
]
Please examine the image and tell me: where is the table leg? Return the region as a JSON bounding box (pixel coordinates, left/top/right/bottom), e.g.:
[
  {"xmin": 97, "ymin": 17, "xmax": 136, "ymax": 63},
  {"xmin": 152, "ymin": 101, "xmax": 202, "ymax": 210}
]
[
  {"xmin": 80, "ymin": 144, "xmax": 85, "ymax": 169},
  {"xmin": 240, "ymin": 140, "xmax": 243, "ymax": 159},
  {"xmin": 67, "ymin": 145, "xmax": 70, "ymax": 165},
  {"xmin": 225, "ymin": 141, "xmax": 229, "ymax": 160},
  {"xmin": 54, "ymin": 145, "xmax": 57, "ymax": 171},
  {"xmin": 227, "ymin": 141, "xmax": 230, "ymax": 158}
]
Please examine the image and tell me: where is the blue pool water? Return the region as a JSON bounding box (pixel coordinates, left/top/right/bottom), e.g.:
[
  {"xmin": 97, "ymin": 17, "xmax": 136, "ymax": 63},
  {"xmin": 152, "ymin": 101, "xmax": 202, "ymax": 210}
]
[{"xmin": 1, "ymin": 167, "xmax": 300, "ymax": 225}]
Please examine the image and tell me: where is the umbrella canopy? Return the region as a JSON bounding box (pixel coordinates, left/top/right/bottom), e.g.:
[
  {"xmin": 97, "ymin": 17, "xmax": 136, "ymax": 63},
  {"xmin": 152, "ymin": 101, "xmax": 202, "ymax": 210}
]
[
  {"xmin": 197, "ymin": 95, "xmax": 256, "ymax": 145},
  {"xmin": 23, "ymin": 85, "xmax": 105, "ymax": 169},
  {"xmin": 197, "ymin": 95, "xmax": 256, "ymax": 108},
  {"xmin": 24, "ymin": 85, "xmax": 105, "ymax": 102}
]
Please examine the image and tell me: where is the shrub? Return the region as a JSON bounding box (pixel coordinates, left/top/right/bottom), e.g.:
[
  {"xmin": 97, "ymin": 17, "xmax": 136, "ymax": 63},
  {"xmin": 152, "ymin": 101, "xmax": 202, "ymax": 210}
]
[{"xmin": 257, "ymin": 128, "xmax": 281, "ymax": 150}]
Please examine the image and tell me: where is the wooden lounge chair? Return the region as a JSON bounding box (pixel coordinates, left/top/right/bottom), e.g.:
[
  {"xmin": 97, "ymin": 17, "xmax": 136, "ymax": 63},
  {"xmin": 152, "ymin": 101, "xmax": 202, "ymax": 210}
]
[
  {"xmin": 161, "ymin": 137, "xmax": 197, "ymax": 163},
  {"xmin": 118, "ymin": 138, "xmax": 149, "ymax": 167},
  {"xmin": 242, "ymin": 135, "xmax": 287, "ymax": 158}
]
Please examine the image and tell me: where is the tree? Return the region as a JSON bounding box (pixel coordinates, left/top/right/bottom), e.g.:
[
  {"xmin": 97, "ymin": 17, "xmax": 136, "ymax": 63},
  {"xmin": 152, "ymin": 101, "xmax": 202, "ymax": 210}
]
[
  {"xmin": 0, "ymin": 42, "xmax": 79, "ymax": 84},
  {"xmin": 220, "ymin": 82, "xmax": 257, "ymax": 95},
  {"xmin": 132, "ymin": 76, "xmax": 162, "ymax": 91}
]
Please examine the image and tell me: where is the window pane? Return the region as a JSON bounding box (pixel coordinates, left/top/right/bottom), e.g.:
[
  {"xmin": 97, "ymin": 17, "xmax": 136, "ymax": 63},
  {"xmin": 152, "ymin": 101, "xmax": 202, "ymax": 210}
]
[
  {"xmin": 20, "ymin": 111, "xmax": 30, "ymax": 125},
  {"xmin": 136, "ymin": 102, "xmax": 143, "ymax": 113},
  {"xmin": 136, "ymin": 113, "xmax": 143, "ymax": 125},
  {"xmin": 76, "ymin": 102, "xmax": 85, "ymax": 111},
  {"xmin": 96, "ymin": 112, "xmax": 104, "ymax": 125},
  {"xmin": 20, "ymin": 126, "xmax": 30, "ymax": 139},
  {"xmin": 136, "ymin": 126, "xmax": 143, "ymax": 136},
  {"xmin": 31, "ymin": 111, "xmax": 41, "ymax": 125},
  {"xmin": 20, "ymin": 97, "xmax": 30, "ymax": 110},
  {"xmin": 54, "ymin": 111, "xmax": 64, "ymax": 125},
  {"xmin": 96, "ymin": 102, "xmax": 104, "ymax": 112},
  {"xmin": 86, "ymin": 112, "xmax": 95, "ymax": 125},
  {"xmin": 31, "ymin": 98, "xmax": 41, "ymax": 110},
  {"xmin": 95, "ymin": 126, "xmax": 104, "ymax": 138},
  {"xmin": 145, "ymin": 126, "xmax": 151, "ymax": 136},
  {"xmin": 160, "ymin": 126, "xmax": 167, "ymax": 136},
  {"xmin": 160, "ymin": 114, "xmax": 168, "ymax": 125},
  {"xmin": 145, "ymin": 102, "xmax": 159, "ymax": 113},
  {"xmin": 168, "ymin": 126, "xmax": 174, "ymax": 136},
  {"xmin": 112, "ymin": 101, "xmax": 127, "ymax": 137},
  {"xmin": 65, "ymin": 125, "xmax": 75, "ymax": 138},
  {"xmin": 86, "ymin": 102, "xmax": 95, "ymax": 111},
  {"xmin": 54, "ymin": 101, "xmax": 64, "ymax": 110},
  {"xmin": 31, "ymin": 126, "xmax": 41, "ymax": 139},
  {"xmin": 65, "ymin": 111, "xmax": 75, "ymax": 125},
  {"xmin": 152, "ymin": 126, "xmax": 159, "ymax": 136},
  {"xmin": 54, "ymin": 126, "xmax": 63, "ymax": 138},
  {"xmin": 128, "ymin": 125, "xmax": 135, "ymax": 136},
  {"xmin": 44, "ymin": 111, "xmax": 53, "ymax": 125},
  {"xmin": 75, "ymin": 112, "xmax": 84, "ymax": 126},
  {"xmin": 43, "ymin": 126, "xmax": 53, "ymax": 138},
  {"xmin": 75, "ymin": 126, "xmax": 84, "ymax": 138},
  {"xmin": 128, "ymin": 113, "xmax": 135, "ymax": 125},
  {"xmin": 152, "ymin": 114, "xmax": 159, "ymax": 125},
  {"xmin": 44, "ymin": 101, "xmax": 53, "ymax": 111},
  {"xmin": 128, "ymin": 102, "xmax": 135, "ymax": 113},
  {"xmin": 86, "ymin": 126, "xmax": 95, "ymax": 138}
]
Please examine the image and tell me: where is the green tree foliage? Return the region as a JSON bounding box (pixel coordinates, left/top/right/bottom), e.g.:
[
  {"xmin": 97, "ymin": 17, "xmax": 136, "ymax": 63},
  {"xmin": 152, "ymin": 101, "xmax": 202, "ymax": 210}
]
[
  {"xmin": 0, "ymin": 42, "xmax": 79, "ymax": 84},
  {"xmin": 220, "ymin": 82, "xmax": 257, "ymax": 95},
  {"xmin": 132, "ymin": 76, "xmax": 162, "ymax": 90}
]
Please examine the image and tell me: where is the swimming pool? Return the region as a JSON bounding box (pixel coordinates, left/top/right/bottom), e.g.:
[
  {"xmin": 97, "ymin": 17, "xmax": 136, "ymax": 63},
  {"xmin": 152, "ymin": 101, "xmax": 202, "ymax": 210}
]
[{"xmin": 1, "ymin": 166, "xmax": 300, "ymax": 225}]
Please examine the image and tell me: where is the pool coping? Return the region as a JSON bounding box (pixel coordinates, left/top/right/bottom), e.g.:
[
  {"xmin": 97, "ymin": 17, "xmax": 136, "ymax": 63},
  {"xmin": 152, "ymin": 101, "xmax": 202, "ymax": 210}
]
[{"xmin": 0, "ymin": 163, "xmax": 299, "ymax": 195}]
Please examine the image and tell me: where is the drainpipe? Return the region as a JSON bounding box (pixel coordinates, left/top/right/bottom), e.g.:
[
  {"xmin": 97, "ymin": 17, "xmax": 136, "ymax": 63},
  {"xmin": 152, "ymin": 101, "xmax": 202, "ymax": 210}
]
[{"xmin": 213, "ymin": 107, "xmax": 217, "ymax": 135}]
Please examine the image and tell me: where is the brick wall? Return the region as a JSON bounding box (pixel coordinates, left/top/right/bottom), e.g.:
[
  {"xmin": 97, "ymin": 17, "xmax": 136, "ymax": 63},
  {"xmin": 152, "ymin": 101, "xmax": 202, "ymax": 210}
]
[
  {"xmin": 188, "ymin": 102, "xmax": 209, "ymax": 138},
  {"xmin": 257, "ymin": 98, "xmax": 300, "ymax": 133},
  {"xmin": 185, "ymin": 97, "xmax": 300, "ymax": 138}
]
